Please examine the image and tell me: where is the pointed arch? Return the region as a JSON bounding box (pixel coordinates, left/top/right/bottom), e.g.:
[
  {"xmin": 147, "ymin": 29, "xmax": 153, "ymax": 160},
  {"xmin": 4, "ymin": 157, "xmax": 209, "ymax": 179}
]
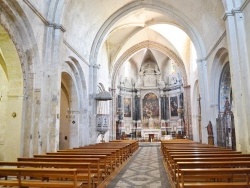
[
  {"xmin": 90, "ymin": 0, "xmax": 206, "ymax": 65},
  {"xmin": 111, "ymin": 41, "xmax": 188, "ymax": 89},
  {"xmin": 0, "ymin": 0, "xmax": 41, "ymax": 158}
]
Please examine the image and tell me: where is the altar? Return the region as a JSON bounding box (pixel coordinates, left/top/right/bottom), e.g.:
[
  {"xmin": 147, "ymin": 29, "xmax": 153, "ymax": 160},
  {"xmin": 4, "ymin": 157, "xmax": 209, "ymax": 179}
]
[
  {"xmin": 115, "ymin": 54, "xmax": 186, "ymax": 141},
  {"xmin": 141, "ymin": 129, "xmax": 161, "ymax": 140}
]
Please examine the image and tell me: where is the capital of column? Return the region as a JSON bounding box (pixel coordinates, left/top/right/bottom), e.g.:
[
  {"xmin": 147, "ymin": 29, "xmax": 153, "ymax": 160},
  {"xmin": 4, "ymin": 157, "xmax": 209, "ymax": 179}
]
[
  {"xmin": 223, "ymin": 9, "xmax": 242, "ymax": 21},
  {"xmin": 90, "ymin": 64, "xmax": 100, "ymax": 69},
  {"xmin": 196, "ymin": 59, "xmax": 207, "ymax": 67},
  {"xmin": 222, "ymin": 0, "xmax": 249, "ymax": 20}
]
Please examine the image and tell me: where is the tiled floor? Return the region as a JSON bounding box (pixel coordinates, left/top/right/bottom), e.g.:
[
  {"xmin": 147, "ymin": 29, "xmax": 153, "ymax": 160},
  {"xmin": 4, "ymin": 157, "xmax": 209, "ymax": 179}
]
[{"xmin": 107, "ymin": 143, "xmax": 171, "ymax": 188}]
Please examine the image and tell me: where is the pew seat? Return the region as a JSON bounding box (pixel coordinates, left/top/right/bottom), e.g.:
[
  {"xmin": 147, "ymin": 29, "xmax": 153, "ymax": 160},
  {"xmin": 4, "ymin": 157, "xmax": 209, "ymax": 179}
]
[{"xmin": 0, "ymin": 168, "xmax": 84, "ymax": 188}]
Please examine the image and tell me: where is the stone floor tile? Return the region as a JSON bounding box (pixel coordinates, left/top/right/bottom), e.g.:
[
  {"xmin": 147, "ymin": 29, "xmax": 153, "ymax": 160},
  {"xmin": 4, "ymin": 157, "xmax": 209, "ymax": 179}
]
[{"xmin": 107, "ymin": 143, "xmax": 171, "ymax": 188}]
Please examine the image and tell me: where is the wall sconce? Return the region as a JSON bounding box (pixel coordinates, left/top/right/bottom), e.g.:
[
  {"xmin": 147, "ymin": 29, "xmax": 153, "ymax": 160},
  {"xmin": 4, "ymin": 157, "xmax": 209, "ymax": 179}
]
[{"xmin": 0, "ymin": 93, "xmax": 2, "ymax": 102}]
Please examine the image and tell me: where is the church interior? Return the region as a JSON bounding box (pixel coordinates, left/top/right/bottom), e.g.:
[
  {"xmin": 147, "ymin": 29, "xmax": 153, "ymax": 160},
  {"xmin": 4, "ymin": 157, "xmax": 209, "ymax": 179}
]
[{"xmin": 0, "ymin": 0, "xmax": 250, "ymax": 187}]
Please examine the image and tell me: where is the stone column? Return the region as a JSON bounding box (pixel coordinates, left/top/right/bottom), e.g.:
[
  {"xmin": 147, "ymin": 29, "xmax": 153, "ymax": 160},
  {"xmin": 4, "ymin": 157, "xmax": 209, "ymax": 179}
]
[
  {"xmin": 110, "ymin": 88, "xmax": 116, "ymax": 140},
  {"xmin": 196, "ymin": 59, "xmax": 210, "ymax": 144},
  {"xmin": 88, "ymin": 64, "xmax": 99, "ymax": 143},
  {"xmin": 38, "ymin": 26, "xmax": 65, "ymax": 154},
  {"xmin": 184, "ymin": 85, "xmax": 192, "ymax": 138},
  {"xmin": 222, "ymin": 0, "xmax": 250, "ymax": 152}
]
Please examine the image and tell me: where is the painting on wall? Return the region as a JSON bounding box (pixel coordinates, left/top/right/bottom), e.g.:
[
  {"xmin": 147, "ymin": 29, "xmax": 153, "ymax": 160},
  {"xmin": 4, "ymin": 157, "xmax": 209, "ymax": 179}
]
[
  {"xmin": 142, "ymin": 93, "xmax": 159, "ymax": 119},
  {"xmin": 170, "ymin": 96, "xmax": 178, "ymax": 117},
  {"xmin": 124, "ymin": 98, "xmax": 131, "ymax": 117}
]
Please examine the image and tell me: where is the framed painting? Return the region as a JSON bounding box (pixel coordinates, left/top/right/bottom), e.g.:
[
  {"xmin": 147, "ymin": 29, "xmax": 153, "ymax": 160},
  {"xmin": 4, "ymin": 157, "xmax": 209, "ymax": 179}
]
[
  {"xmin": 170, "ymin": 96, "xmax": 178, "ymax": 117},
  {"xmin": 142, "ymin": 93, "xmax": 159, "ymax": 119},
  {"xmin": 124, "ymin": 98, "xmax": 131, "ymax": 117}
]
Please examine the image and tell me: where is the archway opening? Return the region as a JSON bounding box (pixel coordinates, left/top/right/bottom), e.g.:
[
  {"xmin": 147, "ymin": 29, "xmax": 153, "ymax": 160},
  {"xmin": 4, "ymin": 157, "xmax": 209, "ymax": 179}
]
[
  {"xmin": 0, "ymin": 25, "xmax": 23, "ymax": 160},
  {"xmin": 217, "ymin": 62, "xmax": 235, "ymax": 150},
  {"xmin": 60, "ymin": 72, "xmax": 79, "ymax": 149}
]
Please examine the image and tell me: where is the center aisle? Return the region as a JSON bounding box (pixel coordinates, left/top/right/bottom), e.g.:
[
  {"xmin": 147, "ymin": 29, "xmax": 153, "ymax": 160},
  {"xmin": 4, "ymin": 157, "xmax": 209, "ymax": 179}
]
[{"xmin": 106, "ymin": 143, "xmax": 171, "ymax": 188}]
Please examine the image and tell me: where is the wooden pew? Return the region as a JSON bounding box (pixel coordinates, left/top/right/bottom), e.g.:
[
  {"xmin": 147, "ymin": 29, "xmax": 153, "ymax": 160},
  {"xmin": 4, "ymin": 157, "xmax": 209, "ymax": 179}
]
[
  {"xmin": 34, "ymin": 154, "xmax": 112, "ymax": 177},
  {"xmin": 74, "ymin": 146, "xmax": 127, "ymax": 163},
  {"xmin": 17, "ymin": 157, "xmax": 102, "ymax": 186},
  {"xmin": 167, "ymin": 153, "xmax": 249, "ymax": 175},
  {"xmin": 179, "ymin": 168, "xmax": 250, "ymax": 188},
  {"xmin": 165, "ymin": 151, "xmax": 241, "ymax": 162},
  {"xmin": 79, "ymin": 142, "xmax": 132, "ymax": 160},
  {"xmin": 91, "ymin": 142, "xmax": 131, "ymax": 158},
  {"xmin": 173, "ymin": 156, "xmax": 250, "ymax": 163},
  {"xmin": 171, "ymin": 156, "xmax": 250, "ymax": 181},
  {"xmin": 161, "ymin": 142, "xmax": 231, "ymax": 160},
  {"xmin": 166, "ymin": 153, "xmax": 245, "ymax": 179},
  {"xmin": 110, "ymin": 140, "xmax": 139, "ymax": 153},
  {"xmin": 160, "ymin": 140, "xmax": 250, "ymax": 187},
  {"xmin": 0, "ymin": 161, "xmax": 92, "ymax": 188},
  {"xmin": 56, "ymin": 149, "xmax": 120, "ymax": 167},
  {"xmin": 48, "ymin": 151, "xmax": 117, "ymax": 171},
  {"xmin": 0, "ymin": 140, "xmax": 138, "ymax": 188},
  {"xmin": 0, "ymin": 168, "xmax": 83, "ymax": 188},
  {"xmin": 176, "ymin": 161, "xmax": 250, "ymax": 186}
]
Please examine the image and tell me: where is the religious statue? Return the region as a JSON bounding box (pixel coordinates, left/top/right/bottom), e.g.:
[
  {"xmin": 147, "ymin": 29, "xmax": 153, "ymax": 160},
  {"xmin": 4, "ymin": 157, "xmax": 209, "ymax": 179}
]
[{"xmin": 206, "ymin": 121, "xmax": 213, "ymax": 136}]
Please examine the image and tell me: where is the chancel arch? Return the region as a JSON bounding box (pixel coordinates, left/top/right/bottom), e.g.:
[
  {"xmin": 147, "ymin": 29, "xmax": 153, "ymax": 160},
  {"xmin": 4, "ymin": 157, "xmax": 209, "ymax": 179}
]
[{"xmin": 112, "ymin": 44, "xmax": 187, "ymax": 141}]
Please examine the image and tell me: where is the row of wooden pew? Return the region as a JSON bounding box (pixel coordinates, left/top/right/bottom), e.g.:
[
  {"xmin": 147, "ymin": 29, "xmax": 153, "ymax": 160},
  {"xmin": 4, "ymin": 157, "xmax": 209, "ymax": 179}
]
[
  {"xmin": 0, "ymin": 140, "xmax": 139, "ymax": 188},
  {"xmin": 161, "ymin": 139, "xmax": 250, "ymax": 188}
]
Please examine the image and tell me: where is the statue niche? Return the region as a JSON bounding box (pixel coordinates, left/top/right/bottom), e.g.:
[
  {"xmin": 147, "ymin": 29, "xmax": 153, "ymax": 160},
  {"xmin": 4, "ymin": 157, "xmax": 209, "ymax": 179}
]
[{"xmin": 138, "ymin": 59, "xmax": 160, "ymax": 87}]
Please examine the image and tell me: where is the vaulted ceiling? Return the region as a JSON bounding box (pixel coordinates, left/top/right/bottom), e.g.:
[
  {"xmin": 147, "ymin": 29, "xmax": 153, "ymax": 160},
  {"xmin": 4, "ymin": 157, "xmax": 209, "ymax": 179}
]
[
  {"xmin": 62, "ymin": 0, "xmax": 225, "ymax": 87},
  {"xmin": 63, "ymin": 0, "xmax": 225, "ymax": 62}
]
